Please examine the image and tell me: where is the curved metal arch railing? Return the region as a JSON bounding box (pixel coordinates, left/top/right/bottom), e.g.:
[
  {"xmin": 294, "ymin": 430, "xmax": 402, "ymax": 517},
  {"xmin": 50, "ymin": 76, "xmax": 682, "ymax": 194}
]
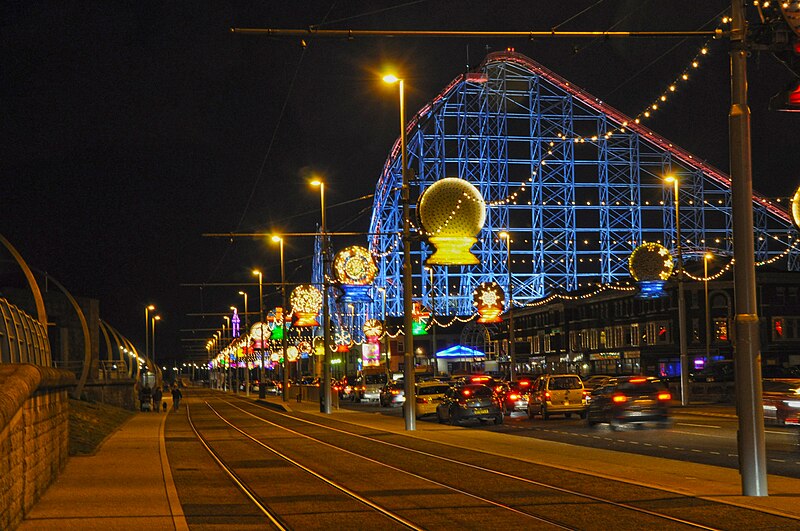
[{"xmin": 0, "ymin": 297, "xmax": 51, "ymax": 365}]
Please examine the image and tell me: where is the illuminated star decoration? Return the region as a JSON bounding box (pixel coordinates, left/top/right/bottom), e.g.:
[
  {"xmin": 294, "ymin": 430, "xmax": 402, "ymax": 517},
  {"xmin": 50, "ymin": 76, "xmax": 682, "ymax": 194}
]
[{"xmin": 473, "ymin": 281, "xmax": 505, "ymax": 323}]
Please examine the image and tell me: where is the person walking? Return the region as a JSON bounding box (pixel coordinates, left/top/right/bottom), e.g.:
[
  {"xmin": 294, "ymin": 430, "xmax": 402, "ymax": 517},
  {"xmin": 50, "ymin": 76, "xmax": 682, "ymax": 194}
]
[
  {"xmin": 139, "ymin": 385, "xmax": 152, "ymax": 412},
  {"xmin": 171, "ymin": 385, "xmax": 182, "ymax": 411},
  {"xmin": 152, "ymin": 386, "xmax": 163, "ymax": 413}
]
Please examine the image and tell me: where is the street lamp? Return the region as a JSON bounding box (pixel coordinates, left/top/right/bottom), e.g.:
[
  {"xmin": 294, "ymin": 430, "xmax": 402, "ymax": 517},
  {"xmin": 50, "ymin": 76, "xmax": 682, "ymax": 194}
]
[
  {"xmin": 151, "ymin": 315, "xmax": 161, "ymax": 366},
  {"xmin": 384, "ymin": 72, "xmax": 415, "ymax": 430},
  {"xmin": 665, "ymin": 175, "xmax": 689, "ymax": 406},
  {"xmin": 377, "ymin": 287, "xmax": 390, "ymax": 378},
  {"xmin": 311, "ymin": 178, "xmax": 332, "ymax": 414},
  {"xmin": 223, "ymin": 315, "xmax": 230, "ymax": 391},
  {"xmin": 144, "ymin": 304, "xmax": 155, "ymax": 364},
  {"xmin": 253, "ymin": 269, "xmax": 267, "ymax": 399},
  {"xmin": 703, "ymin": 252, "xmax": 713, "ymax": 364},
  {"xmin": 272, "ymin": 235, "xmax": 289, "ymax": 402},
  {"xmin": 239, "ymin": 290, "xmax": 250, "ymax": 397},
  {"xmin": 425, "ymin": 267, "xmax": 438, "ymax": 377},
  {"xmin": 499, "ymin": 231, "xmax": 516, "ymax": 381}
]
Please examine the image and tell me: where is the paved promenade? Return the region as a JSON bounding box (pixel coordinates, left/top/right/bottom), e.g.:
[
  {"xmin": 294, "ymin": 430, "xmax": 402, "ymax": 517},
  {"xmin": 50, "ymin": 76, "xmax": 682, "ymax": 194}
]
[{"xmin": 18, "ymin": 390, "xmax": 800, "ymax": 529}]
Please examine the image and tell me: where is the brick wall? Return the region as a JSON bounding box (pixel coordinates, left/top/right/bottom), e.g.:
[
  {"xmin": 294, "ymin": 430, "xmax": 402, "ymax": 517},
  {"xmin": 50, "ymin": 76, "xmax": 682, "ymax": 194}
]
[{"xmin": 0, "ymin": 364, "xmax": 75, "ymax": 531}]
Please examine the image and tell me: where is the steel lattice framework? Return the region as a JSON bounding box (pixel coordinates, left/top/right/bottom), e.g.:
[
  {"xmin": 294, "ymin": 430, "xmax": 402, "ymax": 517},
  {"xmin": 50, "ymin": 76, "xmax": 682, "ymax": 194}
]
[{"xmin": 361, "ymin": 51, "xmax": 798, "ymax": 321}]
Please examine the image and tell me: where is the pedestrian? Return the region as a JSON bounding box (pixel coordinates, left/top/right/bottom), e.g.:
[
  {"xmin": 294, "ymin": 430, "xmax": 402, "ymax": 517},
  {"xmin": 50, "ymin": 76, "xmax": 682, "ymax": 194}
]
[
  {"xmin": 171, "ymin": 386, "xmax": 182, "ymax": 411},
  {"xmin": 152, "ymin": 386, "xmax": 163, "ymax": 413},
  {"xmin": 139, "ymin": 385, "xmax": 152, "ymax": 412}
]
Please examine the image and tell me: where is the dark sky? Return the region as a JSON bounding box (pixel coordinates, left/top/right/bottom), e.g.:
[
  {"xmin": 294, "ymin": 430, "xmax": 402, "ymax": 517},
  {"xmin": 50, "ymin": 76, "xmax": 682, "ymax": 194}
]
[{"xmin": 2, "ymin": 2, "xmax": 798, "ymax": 366}]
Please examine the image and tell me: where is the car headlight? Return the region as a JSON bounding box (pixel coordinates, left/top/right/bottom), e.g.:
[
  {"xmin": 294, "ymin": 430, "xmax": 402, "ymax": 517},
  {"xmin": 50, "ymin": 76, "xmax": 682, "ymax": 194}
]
[{"xmin": 783, "ymin": 401, "xmax": 800, "ymax": 408}]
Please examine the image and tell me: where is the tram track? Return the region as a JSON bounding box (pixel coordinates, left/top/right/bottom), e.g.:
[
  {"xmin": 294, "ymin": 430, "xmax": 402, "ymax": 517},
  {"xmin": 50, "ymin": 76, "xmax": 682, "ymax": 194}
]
[{"xmin": 181, "ymin": 390, "xmax": 796, "ymax": 529}]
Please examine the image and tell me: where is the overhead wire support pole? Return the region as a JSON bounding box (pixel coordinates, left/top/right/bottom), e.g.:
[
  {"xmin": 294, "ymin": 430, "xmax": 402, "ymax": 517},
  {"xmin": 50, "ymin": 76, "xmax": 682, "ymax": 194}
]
[{"xmin": 729, "ymin": 0, "xmax": 767, "ymax": 497}]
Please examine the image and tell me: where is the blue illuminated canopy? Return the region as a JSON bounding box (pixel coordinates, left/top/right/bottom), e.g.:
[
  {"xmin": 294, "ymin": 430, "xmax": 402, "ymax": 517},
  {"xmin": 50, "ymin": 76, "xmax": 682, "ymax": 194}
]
[{"xmin": 436, "ymin": 345, "xmax": 485, "ymax": 359}]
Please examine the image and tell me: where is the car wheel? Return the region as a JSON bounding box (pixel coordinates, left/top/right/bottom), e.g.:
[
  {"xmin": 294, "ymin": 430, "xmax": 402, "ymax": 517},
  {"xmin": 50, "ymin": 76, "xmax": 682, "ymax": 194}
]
[
  {"xmin": 579, "ymin": 410, "xmax": 587, "ymax": 420},
  {"xmin": 610, "ymin": 419, "xmax": 622, "ymax": 431},
  {"xmin": 527, "ymin": 405, "xmax": 534, "ymax": 420},
  {"xmin": 437, "ymin": 411, "xmax": 446, "ymax": 424},
  {"xmin": 587, "ymin": 417, "xmax": 599, "ymax": 428},
  {"xmin": 565, "ymin": 413, "xmax": 572, "ymax": 418},
  {"xmin": 494, "ymin": 414, "xmax": 504, "ymax": 425},
  {"xmin": 542, "ymin": 406, "xmax": 550, "ymax": 421},
  {"xmin": 448, "ymin": 411, "xmax": 459, "ymax": 426}
]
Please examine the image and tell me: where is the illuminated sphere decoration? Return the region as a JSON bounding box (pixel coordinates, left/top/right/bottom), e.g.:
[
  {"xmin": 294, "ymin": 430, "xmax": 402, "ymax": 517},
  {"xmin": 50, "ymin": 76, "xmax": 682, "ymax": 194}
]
[
  {"xmin": 473, "ymin": 281, "xmax": 505, "ymax": 323},
  {"xmin": 362, "ymin": 319, "xmax": 384, "ymax": 341},
  {"xmin": 418, "ymin": 177, "xmax": 486, "ymax": 265},
  {"xmin": 791, "ymin": 183, "xmax": 800, "ymax": 231},
  {"xmin": 290, "ymin": 284, "xmax": 323, "ymax": 327},
  {"xmin": 629, "ymin": 242, "xmax": 674, "ymax": 299},
  {"xmin": 297, "ymin": 341, "xmax": 312, "ymax": 355},
  {"xmin": 629, "ymin": 242, "xmax": 674, "ymax": 282},
  {"xmin": 333, "ymin": 245, "xmax": 378, "ymax": 302}
]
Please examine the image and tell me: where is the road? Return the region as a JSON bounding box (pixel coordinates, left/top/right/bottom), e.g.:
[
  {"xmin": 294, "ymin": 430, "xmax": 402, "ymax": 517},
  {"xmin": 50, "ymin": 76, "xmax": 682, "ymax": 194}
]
[
  {"xmin": 349, "ymin": 399, "xmax": 800, "ymax": 478},
  {"xmin": 164, "ymin": 389, "xmax": 800, "ymax": 529}
]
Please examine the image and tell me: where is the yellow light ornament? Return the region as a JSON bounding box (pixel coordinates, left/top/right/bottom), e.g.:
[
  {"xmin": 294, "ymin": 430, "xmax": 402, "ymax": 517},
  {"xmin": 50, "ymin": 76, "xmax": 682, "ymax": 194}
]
[
  {"xmin": 791, "ymin": 183, "xmax": 800, "ymax": 231},
  {"xmin": 290, "ymin": 284, "xmax": 323, "ymax": 327},
  {"xmin": 418, "ymin": 177, "xmax": 486, "ymax": 265}
]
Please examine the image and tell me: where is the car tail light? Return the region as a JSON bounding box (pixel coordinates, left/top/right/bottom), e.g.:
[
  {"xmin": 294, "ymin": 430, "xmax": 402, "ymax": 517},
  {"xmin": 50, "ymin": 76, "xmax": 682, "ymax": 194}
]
[
  {"xmin": 544, "ymin": 391, "xmax": 551, "ymax": 400},
  {"xmin": 657, "ymin": 392, "xmax": 672, "ymax": 401},
  {"xmin": 463, "ymin": 389, "xmax": 471, "ymax": 396},
  {"xmin": 612, "ymin": 393, "xmax": 628, "ymax": 404},
  {"xmin": 630, "ymin": 377, "xmax": 647, "ymax": 383},
  {"xmin": 417, "ymin": 397, "xmax": 428, "ymax": 404},
  {"xmin": 519, "ymin": 380, "xmax": 530, "ymax": 387},
  {"xmin": 391, "ymin": 390, "xmax": 401, "ymax": 395},
  {"xmin": 509, "ymin": 393, "xmax": 520, "ymax": 400},
  {"xmin": 495, "ymin": 385, "xmax": 505, "ymax": 393}
]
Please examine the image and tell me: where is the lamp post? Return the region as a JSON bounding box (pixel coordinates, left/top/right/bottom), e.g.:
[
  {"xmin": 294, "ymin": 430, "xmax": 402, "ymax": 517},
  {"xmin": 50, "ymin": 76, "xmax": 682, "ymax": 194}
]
[
  {"xmin": 144, "ymin": 304, "xmax": 155, "ymax": 366},
  {"xmin": 239, "ymin": 290, "xmax": 250, "ymax": 397},
  {"xmin": 253, "ymin": 269, "xmax": 267, "ymax": 399},
  {"xmin": 223, "ymin": 316, "xmax": 230, "ymax": 391},
  {"xmin": 311, "ymin": 179, "xmax": 333, "ymax": 414},
  {"xmin": 665, "ymin": 175, "xmax": 689, "ymax": 406},
  {"xmin": 425, "ymin": 267, "xmax": 438, "ymax": 377},
  {"xmin": 272, "ymin": 235, "xmax": 289, "ymax": 403},
  {"xmin": 499, "ymin": 231, "xmax": 516, "ymax": 381},
  {"xmin": 703, "ymin": 252, "xmax": 713, "ymax": 363},
  {"xmin": 378, "ymin": 287, "xmax": 391, "ymax": 378},
  {"xmin": 230, "ymin": 305, "xmax": 240, "ymax": 394},
  {"xmin": 384, "ymin": 73, "xmax": 415, "ymax": 430},
  {"xmin": 151, "ymin": 315, "xmax": 161, "ymax": 369}
]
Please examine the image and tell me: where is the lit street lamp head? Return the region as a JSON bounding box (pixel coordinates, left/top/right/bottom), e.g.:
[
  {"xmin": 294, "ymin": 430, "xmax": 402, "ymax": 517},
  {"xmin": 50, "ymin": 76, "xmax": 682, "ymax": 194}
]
[{"xmin": 382, "ymin": 74, "xmax": 399, "ymax": 84}]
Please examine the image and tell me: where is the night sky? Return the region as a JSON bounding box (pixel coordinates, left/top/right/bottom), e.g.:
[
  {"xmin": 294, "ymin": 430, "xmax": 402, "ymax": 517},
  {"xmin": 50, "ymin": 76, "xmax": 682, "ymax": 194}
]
[{"xmin": 2, "ymin": 2, "xmax": 798, "ymax": 366}]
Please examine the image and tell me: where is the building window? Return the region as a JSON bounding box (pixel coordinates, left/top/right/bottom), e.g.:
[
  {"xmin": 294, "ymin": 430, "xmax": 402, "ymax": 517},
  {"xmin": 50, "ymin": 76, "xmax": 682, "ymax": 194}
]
[
  {"xmin": 714, "ymin": 318, "xmax": 729, "ymax": 342},
  {"xmin": 544, "ymin": 334, "xmax": 551, "ymax": 352},
  {"xmin": 631, "ymin": 323, "xmax": 640, "ymax": 346}
]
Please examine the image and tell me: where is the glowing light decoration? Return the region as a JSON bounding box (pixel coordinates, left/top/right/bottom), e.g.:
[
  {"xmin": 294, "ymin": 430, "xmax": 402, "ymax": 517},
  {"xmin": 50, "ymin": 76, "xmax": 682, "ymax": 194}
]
[
  {"xmin": 250, "ymin": 322, "xmax": 270, "ymax": 348},
  {"xmin": 362, "ymin": 319, "xmax": 384, "ymax": 342},
  {"xmin": 290, "ymin": 284, "xmax": 323, "ymax": 327},
  {"xmin": 333, "ymin": 245, "xmax": 378, "ymax": 302},
  {"xmin": 267, "ymin": 307, "xmax": 291, "ymax": 340},
  {"xmin": 286, "ymin": 346, "xmax": 299, "ymax": 362},
  {"xmin": 418, "ymin": 177, "xmax": 486, "ymax": 265},
  {"xmin": 473, "ymin": 281, "xmax": 505, "ymax": 323},
  {"xmin": 231, "ymin": 308, "xmax": 240, "ymax": 337},
  {"xmin": 629, "ymin": 242, "xmax": 674, "ymax": 299},
  {"xmin": 335, "ymin": 328, "xmax": 352, "ymax": 352},
  {"xmin": 791, "ymin": 183, "xmax": 800, "ymax": 231},
  {"xmin": 412, "ymin": 301, "xmax": 429, "ymax": 336},
  {"xmin": 362, "ymin": 343, "xmax": 381, "ymax": 367},
  {"xmin": 297, "ymin": 341, "xmax": 311, "ymax": 355}
]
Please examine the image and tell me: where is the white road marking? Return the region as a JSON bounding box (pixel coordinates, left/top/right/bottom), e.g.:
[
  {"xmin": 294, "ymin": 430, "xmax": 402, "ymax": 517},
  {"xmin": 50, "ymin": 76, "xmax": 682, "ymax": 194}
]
[{"xmin": 676, "ymin": 423, "xmax": 722, "ymax": 429}]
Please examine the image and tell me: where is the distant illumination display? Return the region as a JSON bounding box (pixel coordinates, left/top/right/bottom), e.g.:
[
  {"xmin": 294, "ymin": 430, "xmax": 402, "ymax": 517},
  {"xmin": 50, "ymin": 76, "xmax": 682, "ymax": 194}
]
[
  {"xmin": 231, "ymin": 308, "xmax": 240, "ymax": 337},
  {"xmin": 791, "ymin": 183, "xmax": 800, "ymax": 230},
  {"xmin": 290, "ymin": 284, "xmax": 323, "ymax": 327},
  {"xmin": 334, "ymin": 246, "xmax": 378, "ymax": 303},
  {"xmin": 629, "ymin": 242, "xmax": 674, "ymax": 282},
  {"xmin": 363, "ymin": 319, "xmax": 383, "ymax": 341},
  {"xmin": 418, "ymin": 177, "xmax": 486, "ymax": 265},
  {"xmin": 473, "ymin": 281, "xmax": 505, "ymax": 323},
  {"xmin": 362, "ymin": 343, "xmax": 381, "ymax": 367}
]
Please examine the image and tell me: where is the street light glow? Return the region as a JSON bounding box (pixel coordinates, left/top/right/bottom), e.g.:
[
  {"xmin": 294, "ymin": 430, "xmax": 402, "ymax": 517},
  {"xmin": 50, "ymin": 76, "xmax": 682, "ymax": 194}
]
[
  {"xmin": 252, "ymin": 269, "xmax": 261, "ymax": 276},
  {"xmin": 383, "ymin": 74, "xmax": 399, "ymax": 84},
  {"xmin": 271, "ymin": 235, "xmax": 282, "ymax": 243}
]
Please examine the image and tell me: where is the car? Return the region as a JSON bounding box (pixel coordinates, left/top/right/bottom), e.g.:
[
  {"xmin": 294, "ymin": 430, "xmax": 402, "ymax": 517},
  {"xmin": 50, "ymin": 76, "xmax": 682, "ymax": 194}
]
[
  {"xmin": 436, "ymin": 384, "xmax": 503, "ymax": 425},
  {"xmin": 358, "ymin": 372, "xmax": 388, "ymax": 402},
  {"xmin": 582, "ymin": 375, "xmax": 615, "ymax": 392},
  {"xmin": 526, "ymin": 374, "xmax": 588, "ymax": 420},
  {"xmin": 379, "ymin": 380, "xmax": 406, "ymax": 407},
  {"xmin": 691, "ymin": 360, "xmax": 735, "ymax": 382},
  {"xmin": 452, "ymin": 374, "xmax": 497, "ymax": 388},
  {"xmin": 498, "ymin": 381, "xmax": 529, "ymax": 415},
  {"xmin": 761, "ymin": 378, "xmax": 800, "ymax": 426},
  {"xmin": 585, "ymin": 376, "xmax": 672, "ymax": 430},
  {"xmin": 415, "ymin": 381, "xmax": 451, "ymax": 418}
]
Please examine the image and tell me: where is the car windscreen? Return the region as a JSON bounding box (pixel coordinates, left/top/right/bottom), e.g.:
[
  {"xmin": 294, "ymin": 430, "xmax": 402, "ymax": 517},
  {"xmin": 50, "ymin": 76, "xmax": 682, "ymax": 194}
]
[
  {"xmin": 365, "ymin": 374, "xmax": 387, "ymax": 385},
  {"xmin": 418, "ymin": 385, "xmax": 450, "ymax": 396}
]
